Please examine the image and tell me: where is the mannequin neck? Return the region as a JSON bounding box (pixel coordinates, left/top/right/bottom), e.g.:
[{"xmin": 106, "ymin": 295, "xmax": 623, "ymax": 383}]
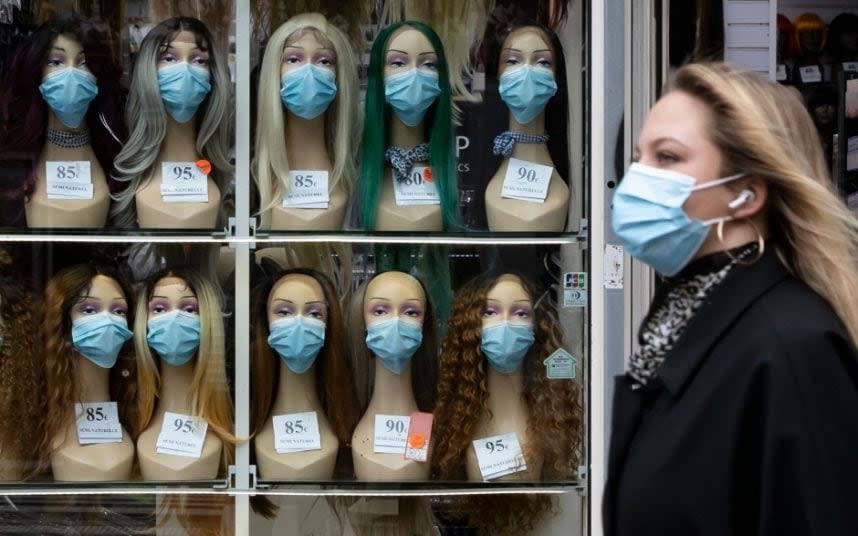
[
  {"xmin": 389, "ymin": 114, "xmax": 425, "ymax": 149},
  {"xmin": 485, "ymin": 365, "xmax": 525, "ymax": 413},
  {"xmin": 507, "ymin": 111, "xmax": 551, "ymax": 161},
  {"xmin": 75, "ymin": 355, "xmax": 111, "ymax": 402},
  {"xmin": 157, "ymin": 358, "xmax": 195, "ymax": 414},
  {"xmin": 285, "ymin": 111, "xmax": 331, "ymax": 170},
  {"xmin": 271, "ymin": 359, "xmax": 322, "ymax": 413},
  {"xmin": 43, "ymin": 111, "xmax": 93, "ymax": 157},
  {"xmin": 367, "ymin": 359, "xmax": 418, "ymax": 413},
  {"xmin": 159, "ymin": 115, "xmax": 199, "ymax": 162}
]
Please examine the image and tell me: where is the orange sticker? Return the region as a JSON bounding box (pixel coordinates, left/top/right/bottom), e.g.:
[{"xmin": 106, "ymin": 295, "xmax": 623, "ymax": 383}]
[
  {"xmin": 408, "ymin": 433, "xmax": 426, "ymax": 449},
  {"xmin": 196, "ymin": 159, "xmax": 212, "ymax": 175},
  {"xmin": 422, "ymin": 167, "xmax": 433, "ymax": 183}
]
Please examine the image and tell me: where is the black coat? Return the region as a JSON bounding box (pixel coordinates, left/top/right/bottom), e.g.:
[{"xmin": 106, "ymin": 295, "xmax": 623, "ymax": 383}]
[{"xmin": 603, "ymin": 248, "xmax": 858, "ymax": 536}]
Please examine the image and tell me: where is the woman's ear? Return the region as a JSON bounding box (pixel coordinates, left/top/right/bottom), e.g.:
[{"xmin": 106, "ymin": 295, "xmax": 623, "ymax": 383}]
[{"xmin": 729, "ymin": 177, "xmax": 768, "ymax": 219}]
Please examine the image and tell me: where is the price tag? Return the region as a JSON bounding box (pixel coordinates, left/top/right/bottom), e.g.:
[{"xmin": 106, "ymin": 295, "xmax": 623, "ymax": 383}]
[
  {"xmin": 393, "ymin": 166, "xmax": 440, "ymax": 206},
  {"xmin": 501, "ymin": 157, "xmax": 553, "ymax": 203},
  {"xmin": 843, "ymin": 62, "xmax": 858, "ymax": 73},
  {"xmin": 282, "ymin": 170, "xmax": 330, "ymax": 209},
  {"xmin": 155, "ymin": 411, "xmax": 208, "ymax": 458},
  {"xmin": 404, "ymin": 412, "xmax": 433, "ymax": 462},
  {"xmin": 272, "ymin": 411, "xmax": 321, "ymax": 453},
  {"xmin": 74, "ymin": 402, "xmax": 122, "ymax": 444},
  {"xmin": 160, "ymin": 162, "xmax": 209, "ymax": 203},
  {"xmin": 544, "ymin": 348, "xmax": 578, "ymax": 379},
  {"xmin": 776, "ymin": 64, "xmax": 787, "ymax": 81},
  {"xmin": 472, "ymin": 432, "xmax": 527, "ymax": 481},
  {"xmin": 799, "ymin": 65, "xmax": 822, "ymax": 84},
  {"xmin": 46, "ymin": 161, "xmax": 93, "ymax": 199},
  {"xmin": 373, "ymin": 414, "xmax": 411, "ymax": 454}
]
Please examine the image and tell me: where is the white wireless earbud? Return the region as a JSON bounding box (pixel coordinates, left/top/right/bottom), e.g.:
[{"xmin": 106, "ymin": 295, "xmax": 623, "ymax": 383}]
[{"xmin": 728, "ymin": 189, "xmax": 755, "ymax": 209}]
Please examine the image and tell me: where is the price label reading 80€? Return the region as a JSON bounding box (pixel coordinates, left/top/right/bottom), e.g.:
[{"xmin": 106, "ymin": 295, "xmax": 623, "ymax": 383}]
[
  {"xmin": 282, "ymin": 170, "xmax": 330, "ymax": 209},
  {"xmin": 373, "ymin": 414, "xmax": 411, "ymax": 454},
  {"xmin": 74, "ymin": 402, "xmax": 122, "ymax": 444},
  {"xmin": 46, "ymin": 161, "xmax": 93, "ymax": 200},
  {"xmin": 472, "ymin": 432, "xmax": 527, "ymax": 481},
  {"xmin": 393, "ymin": 166, "xmax": 440, "ymax": 206},
  {"xmin": 160, "ymin": 162, "xmax": 209, "ymax": 202},
  {"xmin": 273, "ymin": 411, "xmax": 321, "ymax": 453},
  {"xmin": 155, "ymin": 411, "xmax": 208, "ymax": 458},
  {"xmin": 501, "ymin": 157, "xmax": 552, "ymax": 203}
]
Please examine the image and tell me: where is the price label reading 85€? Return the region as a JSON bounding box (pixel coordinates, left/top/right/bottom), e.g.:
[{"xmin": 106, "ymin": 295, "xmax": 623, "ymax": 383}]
[
  {"xmin": 393, "ymin": 166, "xmax": 440, "ymax": 206},
  {"xmin": 282, "ymin": 170, "xmax": 330, "ymax": 209},
  {"xmin": 472, "ymin": 432, "xmax": 527, "ymax": 481},
  {"xmin": 155, "ymin": 411, "xmax": 208, "ymax": 458},
  {"xmin": 501, "ymin": 157, "xmax": 552, "ymax": 203},
  {"xmin": 273, "ymin": 411, "xmax": 322, "ymax": 454},
  {"xmin": 74, "ymin": 402, "xmax": 122, "ymax": 444},
  {"xmin": 373, "ymin": 414, "xmax": 411, "ymax": 454},
  {"xmin": 46, "ymin": 161, "xmax": 93, "ymax": 199},
  {"xmin": 160, "ymin": 162, "xmax": 209, "ymax": 202}
]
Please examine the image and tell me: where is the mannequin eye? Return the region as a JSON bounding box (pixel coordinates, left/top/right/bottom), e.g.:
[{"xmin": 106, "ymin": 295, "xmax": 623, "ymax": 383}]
[
  {"xmin": 77, "ymin": 302, "xmax": 101, "ymax": 315},
  {"xmin": 46, "ymin": 55, "xmax": 66, "ymax": 67},
  {"xmin": 148, "ymin": 299, "xmax": 169, "ymax": 314},
  {"xmin": 159, "ymin": 52, "xmax": 178, "ymax": 63},
  {"xmin": 401, "ymin": 305, "xmax": 423, "ymax": 318},
  {"xmin": 482, "ymin": 306, "xmax": 499, "ymax": 317},
  {"xmin": 314, "ymin": 54, "xmax": 336, "ymax": 67},
  {"xmin": 511, "ymin": 306, "xmax": 532, "ymax": 319},
  {"xmin": 534, "ymin": 58, "xmax": 553, "ymax": 68},
  {"xmin": 190, "ymin": 54, "xmax": 210, "ymax": 66},
  {"xmin": 657, "ymin": 152, "xmax": 678, "ymax": 164},
  {"xmin": 282, "ymin": 53, "xmax": 303, "ymax": 65},
  {"xmin": 179, "ymin": 299, "xmax": 199, "ymax": 314},
  {"xmin": 306, "ymin": 307, "xmax": 326, "ymax": 319},
  {"xmin": 418, "ymin": 56, "xmax": 438, "ymax": 70},
  {"xmin": 111, "ymin": 305, "xmax": 128, "ymax": 317},
  {"xmin": 370, "ymin": 305, "xmax": 389, "ymax": 316}
]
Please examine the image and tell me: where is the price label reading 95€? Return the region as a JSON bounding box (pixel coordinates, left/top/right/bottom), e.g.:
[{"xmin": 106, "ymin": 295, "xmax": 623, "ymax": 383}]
[
  {"xmin": 160, "ymin": 162, "xmax": 209, "ymax": 202},
  {"xmin": 501, "ymin": 157, "xmax": 552, "ymax": 203},
  {"xmin": 373, "ymin": 414, "xmax": 411, "ymax": 454},
  {"xmin": 155, "ymin": 411, "xmax": 208, "ymax": 458},
  {"xmin": 393, "ymin": 166, "xmax": 441, "ymax": 206},
  {"xmin": 46, "ymin": 161, "xmax": 93, "ymax": 199},
  {"xmin": 273, "ymin": 411, "xmax": 321, "ymax": 454},
  {"xmin": 472, "ymin": 432, "xmax": 527, "ymax": 481},
  {"xmin": 282, "ymin": 170, "xmax": 330, "ymax": 209},
  {"xmin": 74, "ymin": 402, "xmax": 122, "ymax": 444}
]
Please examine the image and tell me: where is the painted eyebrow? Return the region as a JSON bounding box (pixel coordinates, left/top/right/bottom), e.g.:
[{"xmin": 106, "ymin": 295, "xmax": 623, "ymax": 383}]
[
  {"xmin": 272, "ymin": 299, "xmax": 326, "ymax": 305},
  {"xmin": 386, "ymin": 49, "xmax": 436, "ymax": 56},
  {"xmin": 367, "ymin": 297, "xmax": 423, "ymax": 302},
  {"xmin": 150, "ymin": 294, "xmax": 196, "ymax": 299},
  {"xmin": 486, "ymin": 298, "xmax": 533, "ymax": 304},
  {"xmin": 283, "ymin": 45, "xmax": 335, "ymax": 51}
]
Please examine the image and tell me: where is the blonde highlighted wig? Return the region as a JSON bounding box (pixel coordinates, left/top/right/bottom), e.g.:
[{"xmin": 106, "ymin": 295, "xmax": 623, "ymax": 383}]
[
  {"xmin": 253, "ymin": 13, "xmax": 359, "ymax": 230},
  {"xmin": 669, "ymin": 62, "xmax": 858, "ymax": 344},
  {"xmin": 133, "ymin": 266, "xmax": 235, "ymax": 473}
]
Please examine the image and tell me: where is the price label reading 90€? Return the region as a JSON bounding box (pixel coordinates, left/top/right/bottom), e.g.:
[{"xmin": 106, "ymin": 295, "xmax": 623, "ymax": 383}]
[
  {"xmin": 501, "ymin": 157, "xmax": 552, "ymax": 203},
  {"xmin": 273, "ymin": 411, "xmax": 321, "ymax": 454},
  {"xmin": 155, "ymin": 411, "xmax": 208, "ymax": 459},
  {"xmin": 160, "ymin": 162, "xmax": 209, "ymax": 203},
  {"xmin": 282, "ymin": 170, "xmax": 330, "ymax": 209},
  {"xmin": 472, "ymin": 432, "xmax": 527, "ymax": 481},
  {"xmin": 46, "ymin": 161, "xmax": 93, "ymax": 200},
  {"xmin": 373, "ymin": 414, "xmax": 411, "ymax": 454},
  {"xmin": 75, "ymin": 402, "xmax": 123, "ymax": 444}
]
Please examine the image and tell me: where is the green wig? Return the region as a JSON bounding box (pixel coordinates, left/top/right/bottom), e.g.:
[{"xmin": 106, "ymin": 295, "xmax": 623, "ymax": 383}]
[{"xmin": 358, "ymin": 21, "xmax": 462, "ymax": 231}]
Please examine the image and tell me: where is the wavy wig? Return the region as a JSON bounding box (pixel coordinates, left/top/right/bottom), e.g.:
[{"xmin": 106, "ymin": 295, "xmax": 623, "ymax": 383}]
[
  {"xmin": 347, "ymin": 271, "xmax": 439, "ymax": 414},
  {"xmin": 253, "ymin": 13, "xmax": 359, "ymax": 229},
  {"xmin": 133, "ymin": 265, "xmax": 235, "ymax": 473},
  {"xmin": 31, "ymin": 264, "xmax": 138, "ymax": 477},
  {"xmin": 110, "ymin": 16, "xmax": 233, "ymax": 228},
  {"xmin": 0, "ymin": 13, "xmax": 126, "ymax": 227},
  {"xmin": 357, "ymin": 21, "xmax": 461, "ymax": 231}
]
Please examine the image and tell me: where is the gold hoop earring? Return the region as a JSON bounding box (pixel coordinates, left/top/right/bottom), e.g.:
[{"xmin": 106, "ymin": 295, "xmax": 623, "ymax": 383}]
[{"xmin": 717, "ymin": 219, "xmax": 765, "ymax": 265}]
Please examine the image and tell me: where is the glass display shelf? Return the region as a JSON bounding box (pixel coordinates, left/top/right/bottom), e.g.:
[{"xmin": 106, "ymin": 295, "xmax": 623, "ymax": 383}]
[
  {"xmin": 0, "ymin": 479, "xmax": 229, "ymax": 496},
  {"xmin": 253, "ymin": 480, "xmax": 584, "ymax": 497}
]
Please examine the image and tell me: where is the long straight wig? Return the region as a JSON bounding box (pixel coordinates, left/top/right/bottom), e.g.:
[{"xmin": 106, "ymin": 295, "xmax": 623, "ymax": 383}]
[
  {"xmin": 133, "ymin": 266, "xmax": 235, "ymax": 474},
  {"xmin": 110, "ymin": 17, "xmax": 233, "ymax": 228},
  {"xmin": 253, "ymin": 13, "xmax": 359, "ymax": 230},
  {"xmin": 357, "ymin": 21, "xmax": 461, "ymax": 231},
  {"xmin": 0, "ymin": 14, "xmax": 127, "ymax": 226}
]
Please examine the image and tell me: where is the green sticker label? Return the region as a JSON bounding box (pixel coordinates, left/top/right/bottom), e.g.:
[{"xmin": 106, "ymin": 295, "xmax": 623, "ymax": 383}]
[{"xmin": 544, "ymin": 348, "xmax": 578, "ymax": 379}]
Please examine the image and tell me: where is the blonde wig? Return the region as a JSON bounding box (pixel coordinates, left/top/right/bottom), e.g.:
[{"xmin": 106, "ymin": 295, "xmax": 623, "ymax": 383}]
[
  {"xmin": 31, "ymin": 264, "xmax": 138, "ymax": 477},
  {"xmin": 253, "ymin": 13, "xmax": 359, "ymax": 230},
  {"xmin": 110, "ymin": 17, "xmax": 233, "ymax": 228},
  {"xmin": 133, "ymin": 266, "xmax": 235, "ymax": 473},
  {"xmin": 669, "ymin": 62, "xmax": 858, "ymax": 345},
  {"xmin": 251, "ymin": 0, "xmax": 372, "ymax": 48}
]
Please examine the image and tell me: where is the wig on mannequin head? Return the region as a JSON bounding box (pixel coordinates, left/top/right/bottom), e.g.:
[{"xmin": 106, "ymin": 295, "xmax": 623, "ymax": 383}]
[
  {"xmin": 30, "ymin": 263, "xmax": 138, "ymax": 477},
  {"xmin": 251, "ymin": 0, "xmax": 372, "ymax": 52},
  {"xmin": 486, "ymin": 18, "xmax": 570, "ymax": 182},
  {"xmin": 357, "ymin": 21, "xmax": 462, "ymax": 231},
  {"xmin": 829, "ymin": 13, "xmax": 858, "ymax": 59},
  {"xmin": 110, "ymin": 16, "xmax": 233, "ymax": 228},
  {"xmin": 0, "ymin": 13, "xmax": 126, "ymax": 227},
  {"xmin": 347, "ymin": 271, "xmax": 439, "ymax": 414},
  {"xmin": 253, "ymin": 13, "xmax": 359, "ymax": 230},
  {"xmin": 793, "ymin": 12, "xmax": 827, "ymax": 56},
  {"xmin": 133, "ymin": 265, "xmax": 235, "ymax": 473},
  {"xmin": 776, "ymin": 14, "xmax": 798, "ymax": 61}
]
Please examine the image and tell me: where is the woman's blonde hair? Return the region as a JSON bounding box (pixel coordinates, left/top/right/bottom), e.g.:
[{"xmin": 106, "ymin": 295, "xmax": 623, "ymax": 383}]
[
  {"xmin": 133, "ymin": 266, "xmax": 235, "ymax": 473},
  {"xmin": 669, "ymin": 62, "xmax": 858, "ymax": 344},
  {"xmin": 253, "ymin": 13, "xmax": 359, "ymax": 229}
]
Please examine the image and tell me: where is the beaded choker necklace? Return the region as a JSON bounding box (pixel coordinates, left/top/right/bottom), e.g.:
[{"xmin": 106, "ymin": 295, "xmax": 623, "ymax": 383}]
[{"xmin": 46, "ymin": 127, "xmax": 91, "ymax": 149}]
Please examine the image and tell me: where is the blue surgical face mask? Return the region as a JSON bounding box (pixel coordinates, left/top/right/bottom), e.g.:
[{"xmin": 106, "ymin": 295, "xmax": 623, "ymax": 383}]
[
  {"xmin": 612, "ymin": 163, "xmax": 743, "ymax": 276},
  {"xmin": 267, "ymin": 316, "xmax": 326, "ymax": 374},
  {"xmin": 280, "ymin": 64, "xmax": 337, "ymax": 120},
  {"xmin": 38, "ymin": 67, "xmax": 99, "ymax": 129},
  {"xmin": 480, "ymin": 322, "xmax": 535, "ymax": 374},
  {"xmin": 384, "ymin": 68, "xmax": 441, "ymax": 127},
  {"xmin": 365, "ymin": 317, "xmax": 423, "ymax": 375},
  {"xmin": 72, "ymin": 311, "xmax": 132, "ymax": 369},
  {"xmin": 147, "ymin": 310, "xmax": 201, "ymax": 366},
  {"xmin": 158, "ymin": 62, "xmax": 212, "ymax": 123},
  {"xmin": 499, "ymin": 66, "xmax": 558, "ymax": 125}
]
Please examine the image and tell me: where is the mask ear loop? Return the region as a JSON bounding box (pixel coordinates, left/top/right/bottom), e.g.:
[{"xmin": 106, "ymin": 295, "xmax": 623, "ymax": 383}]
[{"xmin": 716, "ymin": 218, "xmax": 765, "ymax": 265}]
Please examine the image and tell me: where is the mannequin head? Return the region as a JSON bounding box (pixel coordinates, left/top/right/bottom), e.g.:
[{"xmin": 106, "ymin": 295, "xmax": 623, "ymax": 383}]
[
  {"xmin": 348, "ymin": 270, "xmax": 438, "ymax": 413},
  {"xmin": 0, "ymin": 13, "xmax": 126, "ymax": 226},
  {"xmin": 777, "ymin": 14, "xmax": 797, "ymax": 63},
  {"xmin": 488, "ymin": 20, "xmax": 570, "ymax": 181},
  {"xmin": 133, "ymin": 265, "xmax": 234, "ymax": 466},
  {"xmin": 432, "ymin": 272, "xmax": 582, "ymax": 481},
  {"xmin": 110, "ymin": 16, "xmax": 232, "ymax": 228},
  {"xmin": 34, "ymin": 263, "xmax": 138, "ymax": 474},
  {"xmin": 249, "ymin": 268, "xmax": 356, "ymax": 442},
  {"xmin": 254, "ymin": 13, "xmax": 359, "ymax": 229},
  {"xmin": 793, "ymin": 13, "xmax": 827, "ymax": 59},
  {"xmin": 358, "ymin": 21, "xmax": 461, "ymax": 231},
  {"xmin": 829, "ymin": 13, "xmax": 858, "ymax": 60}
]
